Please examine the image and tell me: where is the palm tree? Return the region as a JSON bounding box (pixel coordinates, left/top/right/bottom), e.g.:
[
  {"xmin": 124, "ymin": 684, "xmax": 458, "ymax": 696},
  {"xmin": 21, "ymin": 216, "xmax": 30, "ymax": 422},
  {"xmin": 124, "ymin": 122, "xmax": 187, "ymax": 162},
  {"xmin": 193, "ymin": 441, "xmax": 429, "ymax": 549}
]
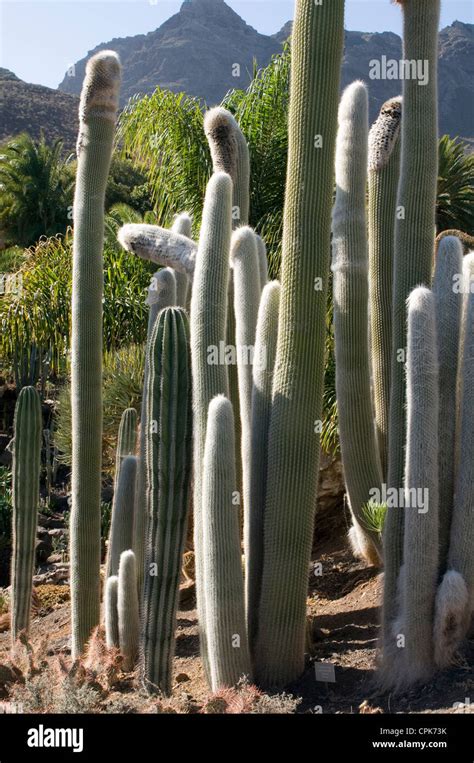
[
  {"xmin": 437, "ymin": 135, "xmax": 474, "ymax": 236},
  {"xmin": 0, "ymin": 133, "xmax": 74, "ymax": 247}
]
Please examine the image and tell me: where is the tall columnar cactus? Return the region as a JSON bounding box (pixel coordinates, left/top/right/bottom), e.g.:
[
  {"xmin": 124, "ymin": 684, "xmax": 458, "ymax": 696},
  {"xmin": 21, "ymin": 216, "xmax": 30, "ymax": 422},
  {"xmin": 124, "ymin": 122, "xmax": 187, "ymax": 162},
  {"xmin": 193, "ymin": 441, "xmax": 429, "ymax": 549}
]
[
  {"xmin": 231, "ymin": 226, "xmax": 261, "ymax": 528},
  {"xmin": 202, "ymin": 396, "xmax": 252, "ymax": 690},
  {"xmin": 331, "ymin": 80, "xmax": 383, "ymax": 564},
  {"xmin": 246, "ymin": 281, "xmax": 280, "ymax": 651},
  {"xmin": 388, "ymin": 287, "xmax": 440, "ymax": 689},
  {"xmin": 134, "ymin": 267, "xmax": 177, "ymax": 594},
  {"xmin": 384, "ymin": 0, "xmax": 440, "ymax": 650},
  {"xmin": 141, "ymin": 307, "xmax": 192, "ymax": 696},
  {"xmin": 432, "ymin": 236, "xmax": 463, "ymax": 568},
  {"xmin": 190, "ymin": 172, "xmax": 232, "ymax": 677},
  {"xmin": 104, "ymin": 575, "xmax": 119, "ymax": 649},
  {"xmin": 255, "ymin": 0, "xmax": 345, "ymax": 686},
  {"xmin": 70, "ymin": 51, "xmax": 121, "ymax": 658},
  {"xmin": 172, "ymin": 213, "xmax": 192, "ymax": 307},
  {"xmin": 118, "ymin": 550, "xmax": 140, "ymax": 671},
  {"xmin": 106, "ymin": 455, "xmax": 137, "ymax": 578},
  {"xmin": 204, "ymin": 107, "xmax": 251, "ymax": 520},
  {"xmin": 10, "ymin": 386, "xmax": 42, "ymax": 642},
  {"xmin": 114, "ymin": 407, "xmax": 137, "ymax": 488},
  {"xmin": 434, "ymin": 287, "xmax": 474, "ymax": 667},
  {"xmin": 367, "ymin": 97, "xmax": 402, "ymax": 478}
]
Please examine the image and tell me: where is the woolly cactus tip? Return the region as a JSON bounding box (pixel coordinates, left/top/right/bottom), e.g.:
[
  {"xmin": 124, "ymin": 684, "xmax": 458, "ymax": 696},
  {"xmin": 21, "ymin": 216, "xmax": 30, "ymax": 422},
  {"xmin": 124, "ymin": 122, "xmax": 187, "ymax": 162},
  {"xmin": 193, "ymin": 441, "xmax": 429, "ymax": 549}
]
[
  {"xmin": 79, "ymin": 50, "xmax": 121, "ymax": 123},
  {"xmin": 204, "ymin": 106, "xmax": 238, "ymax": 134},
  {"xmin": 146, "ymin": 268, "xmax": 177, "ymax": 306},
  {"xmin": 172, "ymin": 212, "xmax": 193, "ymax": 230},
  {"xmin": 407, "ymin": 285, "xmax": 433, "ymax": 314},
  {"xmin": 117, "ymin": 223, "xmax": 197, "ymax": 274},
  {"xmin": 208, "ymin": 170, "xmax": 233, "ymax": 194},
  {"xmin": 204, "ymin": 108, "xmax": 239, "ymax": 176},
  {"xmin": 338, "ymin": 80, "xmax": 368, "ymax": 122},
  {"xmin": 208, "ymin": 394, "xmax": 233, "ymax": 424},
  {"xmin": 118, "ymin": 548, "xmax": 136, "ymax": 567},
  {"xmin": 368, "ymin": 96, "xmax": 402, "ymax": 171},
  {"xmin": 437, "ymin": 235, "xmax": 463, "ymax": 257},
  {"xmin": 106, "ymin": 574, "xmax": 118, "ymax": 590},
  {"xmin": 230, "ymin": 226, "xmax": 256, "ymax": 261},
  {"xmin": 121, "ymin": 454, "xmax": 138, "ymax": 470}
]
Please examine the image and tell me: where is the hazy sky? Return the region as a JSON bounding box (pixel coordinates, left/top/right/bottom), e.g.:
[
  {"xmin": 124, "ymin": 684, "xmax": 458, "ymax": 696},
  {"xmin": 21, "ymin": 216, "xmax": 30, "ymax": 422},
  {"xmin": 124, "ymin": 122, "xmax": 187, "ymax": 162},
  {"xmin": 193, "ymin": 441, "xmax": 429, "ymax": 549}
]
[{"xmin": 1, "ymin": 0, "xmax": 472, "ymax": 89}]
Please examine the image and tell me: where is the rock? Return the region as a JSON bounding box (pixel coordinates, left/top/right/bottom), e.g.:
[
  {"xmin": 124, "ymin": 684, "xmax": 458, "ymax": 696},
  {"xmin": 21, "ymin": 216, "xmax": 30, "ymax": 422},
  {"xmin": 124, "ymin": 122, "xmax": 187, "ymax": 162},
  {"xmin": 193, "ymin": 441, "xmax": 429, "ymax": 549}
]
[
  {"xmin": 35, "ymin": 528, "xmax": 53, "ymax": 563},
  {"xmin": 37, "ymin": 512, "xmax": 65, "ymax": 529},
  {"xmin": 33, "ymin": 563, "xmax": 69, "ymax": 586}
]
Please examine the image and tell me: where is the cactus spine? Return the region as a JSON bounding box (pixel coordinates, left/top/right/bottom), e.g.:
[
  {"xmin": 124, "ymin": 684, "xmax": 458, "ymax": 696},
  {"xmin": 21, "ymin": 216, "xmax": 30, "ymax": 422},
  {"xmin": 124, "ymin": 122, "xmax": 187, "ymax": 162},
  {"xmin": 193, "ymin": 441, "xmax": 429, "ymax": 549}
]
[
  {"xmin": 190, "ymin": 172, "xmax": 232, "ymax": 677},
  {"xmin": 331, "ymin": 80, "xmax": 383, "ymax": 563},
  {"xmin": 255, "ymin": 0, "xmax": 345, "ymax": 686},
  {"xmin": 10, "ymin": 386, "xmax": 42, "ymax": 641},
  {"xmin": 134, "ymin": 267, "xmax": 177, "ymax": 594},
  {"xmin": 246, "ymin": 281, "xmax": 280, "ymax": 651},
  {"xmin": 118, "ymin": 550, "xmax": 140, "ymax": 671},
  {"xmin": 432, "ymin": 236, "xmax": 463, "ymax": 567},
  {"xmin": 203, "ymin": 396, "xmax": 252, "ymax": 690},
  {"xmin": 141, "ymin": 307, "xmax": 192, "ymax": 695},
  {"xmin": 70, "ymin": 51, "xmax": 121, "ymax": 658},
  {"xmin": 384, "ymin": 0, "xmax": 440, "ymax": 651},
  {"xmin": 106, "ymin": 455, "xmax": 137, "ymax": 578},
  {"xmin": 368, "ymin": 97, "xmax": 402, "ymax": 478},
  {"xmin": 104, "ymin": 575, "xmax": 119, "ymax": 649}
]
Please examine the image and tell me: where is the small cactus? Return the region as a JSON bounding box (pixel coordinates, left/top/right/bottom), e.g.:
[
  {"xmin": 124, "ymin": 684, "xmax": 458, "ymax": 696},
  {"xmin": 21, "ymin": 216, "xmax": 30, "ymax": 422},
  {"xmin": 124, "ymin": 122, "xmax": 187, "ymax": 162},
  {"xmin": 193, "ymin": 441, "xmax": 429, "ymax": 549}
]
[
  {"xmin": 118, "ymin": 550, "xmax": 140, "ymax": 671},
  {"xmin": 202, "ymin": 396, "xmax": 252, "ymax": 690},
  {"xmin": 106, "ymin": 455, "xmax": 137, "ymax": 578},
  {"xmin": 104, "ymin": 575, "xmax": 119, "ymax": 649},
  {"xmin": 10, "ymin": 386, "xmax": 42, "ymax": 642}
]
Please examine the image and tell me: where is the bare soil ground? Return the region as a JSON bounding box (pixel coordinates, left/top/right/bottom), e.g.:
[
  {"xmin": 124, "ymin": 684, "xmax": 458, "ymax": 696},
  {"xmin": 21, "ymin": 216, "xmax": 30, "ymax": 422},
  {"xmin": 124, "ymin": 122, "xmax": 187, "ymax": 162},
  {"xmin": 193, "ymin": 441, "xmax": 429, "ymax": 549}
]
[{"xmin": 1, "ymin": 535, "xmax": 472, "ymax": 714}]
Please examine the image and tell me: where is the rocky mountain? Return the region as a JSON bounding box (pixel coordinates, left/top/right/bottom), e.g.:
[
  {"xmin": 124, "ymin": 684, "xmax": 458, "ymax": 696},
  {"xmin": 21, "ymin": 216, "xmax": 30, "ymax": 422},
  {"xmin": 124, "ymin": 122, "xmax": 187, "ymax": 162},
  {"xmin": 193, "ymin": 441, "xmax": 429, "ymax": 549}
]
[
  {"xmin": 275, "ymin": 19, "xmax": 474, "ymax": 144},
  {"xmin": 0, "ymin": 69, "xmax": 79, "ymax": 149},
  {"xmin": 58, "ymin": 0, "xmax": 281, "ymax": 107},
  {"xmin": 2, "ymin": 2, "xmax": 472, "ymax": 148}
]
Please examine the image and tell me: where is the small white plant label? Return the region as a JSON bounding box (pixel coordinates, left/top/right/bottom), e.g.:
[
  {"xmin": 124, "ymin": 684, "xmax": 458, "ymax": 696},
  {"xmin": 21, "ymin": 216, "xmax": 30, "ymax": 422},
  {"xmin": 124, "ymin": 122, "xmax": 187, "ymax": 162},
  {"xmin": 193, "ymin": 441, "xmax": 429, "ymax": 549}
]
[{"xmin": 314, "ymin": 662, "xmax": 336, "ymax": 683}]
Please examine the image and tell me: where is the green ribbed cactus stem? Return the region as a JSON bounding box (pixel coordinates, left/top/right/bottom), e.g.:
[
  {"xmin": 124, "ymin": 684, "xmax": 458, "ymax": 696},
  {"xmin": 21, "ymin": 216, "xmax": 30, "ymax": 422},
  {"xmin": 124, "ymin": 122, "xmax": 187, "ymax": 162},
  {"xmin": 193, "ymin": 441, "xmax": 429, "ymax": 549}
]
[
  {"xmin": 368, "ymin": 97, "xmax": 402, "ymax": 479},
  {"xmin": 70, "ymin": 51, "xmax": 121, "ymax": 658},
  {"xmin": 10, "ymin": 386, "xmax": 42, "ymax": 641},
  {"xmin": 203, "ymin": 395, "xmax": 252, "ymax": 690},
  {"xmin": 255, "ymin": 235, "xmax": 268, "ymax": 290},
  {"xmin": 331, "ymin": 80, "xmax": 383, "ymax": 565},
  {"xmin": 106, "ymin": 455, "xmax": 137, "ymax": 578},
  {"xmin": 432, "ymin": 236, "xmax": 463, "ymax": 569},
  {"xmin": 104, "ymin": 575, "xmax": 119, "ymax": 649},
  {"xmin": 118, "ymin": 550, "xmax": 140, "ymax": 671},
  {"xmin": 231, "ymin": 226, "xmax": 261, "ymax": 537},
  {"xmin": 114, "ymin": 407, "xmax": 137, "ymax": 486},
  {"xmin": 190, "ymin": 172, "xmax": 232, "ymax": 678},
  {"xmin": 141, "ymin": 307, "xmax": 192, "ymax": 696},
  {"xmin": 172, "ymin": 213, "xmax": 192, "ymax": 307},
  {"xmin": 390, "ymin": 287, "xmax": 439, "ymax": 689},
  {"xmin": 434, "ymin": 287, "xmax": 474, "ymax": 666},
  {"xmin": 384, "ymin": 0, "xmax": 440, "ymax": 650},
  {"xmin": 246, "ymin": 281, "xmax": 280, "ymax": 652},
  {"xmin": 255, "ymin": 0, "xmax": 344, "ymax": 687},
  {"xmin": 134, "ymin": 267, "xmax": 177, "ymax": 595}
]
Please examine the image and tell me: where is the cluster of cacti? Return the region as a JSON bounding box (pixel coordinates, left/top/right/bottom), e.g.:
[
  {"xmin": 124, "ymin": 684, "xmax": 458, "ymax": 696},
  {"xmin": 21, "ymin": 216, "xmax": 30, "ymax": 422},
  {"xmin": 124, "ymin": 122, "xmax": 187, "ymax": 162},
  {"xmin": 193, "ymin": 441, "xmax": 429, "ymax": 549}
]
[
  {"xmin": 331, "ymin": 0, "xmax": 473, "ymax": 690},
  {"xmin": 7, "ymin": 0, "xmax": 465, "ymax": 701}
]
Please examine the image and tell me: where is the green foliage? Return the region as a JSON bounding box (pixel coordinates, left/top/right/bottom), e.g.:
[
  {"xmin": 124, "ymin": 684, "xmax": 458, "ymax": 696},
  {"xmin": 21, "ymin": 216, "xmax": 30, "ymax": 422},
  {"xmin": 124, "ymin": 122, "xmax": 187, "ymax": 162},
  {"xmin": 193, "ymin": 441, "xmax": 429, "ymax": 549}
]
[
  {"xmin": 360, "ymin": 502, "xmax": 387, "ymax": 536},
  {"xmin": 437, "ymin": 135, "xmax": 474, "ymax": 235},
  {"xmin": 0, "ymin": 466, "xmax": 12, "ymax": 542},
  {"xmin": 0, "ymin": 245, "xmax": 25, "ymax": 273},
  {"xmin": 0, "ymin": 133, "xmax": 74, "ymax": 247},
  {"xmin": 55, "ymin": 343, "xmax": 145, "ymax": 470},
  {"xmin": 105, "ymin": 156, "xmax": 152, "ymax": 215},
  {"xmin": 0, "ymin": 231, "xmax": 152, "ymax": 380}
]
